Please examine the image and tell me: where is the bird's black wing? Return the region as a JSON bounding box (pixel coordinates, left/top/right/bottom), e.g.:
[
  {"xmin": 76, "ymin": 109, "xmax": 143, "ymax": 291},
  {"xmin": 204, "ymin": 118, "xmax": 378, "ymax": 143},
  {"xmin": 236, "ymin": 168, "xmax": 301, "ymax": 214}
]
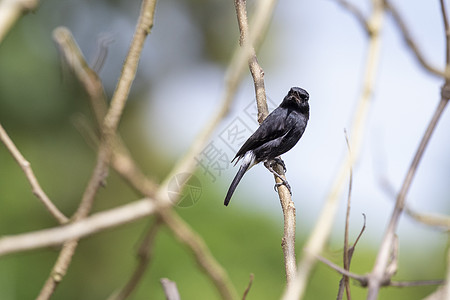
[{"xmin": 233, "ymin": 107, "xmax": 289, "ymax": 163}]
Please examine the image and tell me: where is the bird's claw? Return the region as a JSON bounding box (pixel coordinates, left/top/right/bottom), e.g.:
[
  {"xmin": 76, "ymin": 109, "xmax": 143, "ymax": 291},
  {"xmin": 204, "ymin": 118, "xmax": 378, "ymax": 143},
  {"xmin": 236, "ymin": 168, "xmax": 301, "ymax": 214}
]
[
  {"xmin": 265, "ymin": 160, "xmax": 292, "ymax": 195},
  {"xmin": 273, "ymin": 180, "xmax": 292, "ymax": 195},
  {"xmin": 272, "ymin": 158, "xmax": 287, "ymax": 173}
]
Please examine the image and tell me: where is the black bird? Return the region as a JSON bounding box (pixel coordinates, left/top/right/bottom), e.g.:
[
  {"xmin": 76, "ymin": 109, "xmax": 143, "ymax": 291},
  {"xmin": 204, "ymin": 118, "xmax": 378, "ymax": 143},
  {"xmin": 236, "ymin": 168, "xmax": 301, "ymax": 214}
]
[{"xmin": 224, "ymin": 87, "xmax": 310, "ymax": 206}]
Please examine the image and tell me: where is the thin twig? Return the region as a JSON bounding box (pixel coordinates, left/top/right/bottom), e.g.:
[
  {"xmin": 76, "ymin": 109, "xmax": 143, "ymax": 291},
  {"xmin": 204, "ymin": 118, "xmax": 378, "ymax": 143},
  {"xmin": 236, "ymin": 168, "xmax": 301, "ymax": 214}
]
[
  {"xmin": 367, "ymin": 1, "xmax": 450, "ymax": 298},
  {"xmin": 337, "ymin": 130, "xmax": 354, "ymax": 300},
  {"xmin": 73, "ymin": 0, "xmax": 157, "ymax": 220},
  {"xmin": 337, "ymin": 215, "xmax": 367, "ymax": 300},
  {"xmin": 369, "ymin": 61, "xmax": 450, "ymax": 298},
  {"xmin": 102, "ymin": 0, "xmax": 157, "ymax": 140},
  {"xmin": 53, "ymin": 26, "xmax": 159, "ymax": 197},
  {"xmin": 315, "ymin": 255, "xmax": 368, "ymax": 285},
  {"xmin": 90, "ymin": 34, "xmax": 115, "ymax": 74},
  {"xmin": 36, "ymin": 2, "xmax": 158, "ymax": 299},
  {"xmin": 234, "ymin": 0, "xmax": 268, "ymax": 122},
  {"xmin": 383, "ymin": 0, "xmax": 448, "ymax": 79},
  {"xmin": 0, "ymin": 123, "xmax": 69, "ymax": 224},
  {"xmin": 389, "ymin": 280, "xmax": 445, "ymax": 287},
  {"xmin": 378, "ymin": 177, "xmax": 450, "ymax": 230},
  {"xmin": 36, "ymin": 240, "xmax": 79, "ymax": 300},
  {"xmin": 242, "ymin": 274, "xmax": 254, "ymax": 300},
  {"xmin": 53, "ymin": 27, "xmax": 108, "ymax": 130},
  {"xmin": 441, "ymin": 0, "xmax": 450, "ymax": 66},
  {"xmin": 332, "ymin": 0, "xmax": 370, "ymax": 34},
  {"xmin": 282, "ymin": 1, "xmax": 384, "ymax": 299},
  {"xmin": 317, "ymin": 254, "xmax": 444, "ymax": 288}
]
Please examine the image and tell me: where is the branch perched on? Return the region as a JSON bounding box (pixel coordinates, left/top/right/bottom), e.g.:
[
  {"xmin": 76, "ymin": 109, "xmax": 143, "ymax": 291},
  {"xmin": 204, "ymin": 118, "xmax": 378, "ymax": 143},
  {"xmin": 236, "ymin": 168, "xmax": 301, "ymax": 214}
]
[
  {"xmin": 282, "ymin": 1, "xmax": 384, "ymax": 299},
  {"xmin": 233, "ymin": 0, "xmax": 297, "ymax": 285}
]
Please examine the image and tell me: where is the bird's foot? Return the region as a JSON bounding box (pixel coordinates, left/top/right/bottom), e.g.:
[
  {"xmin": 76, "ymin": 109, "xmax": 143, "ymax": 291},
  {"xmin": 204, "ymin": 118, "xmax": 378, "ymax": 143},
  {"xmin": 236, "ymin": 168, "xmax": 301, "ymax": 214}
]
[
  {"xmin": 274, "ymin": 180, "xmax": 292, "ymax": 194},
  {"xmin": 264, "ymin": 161, "xmax": 292, "ymax": 195},
  {"xmin": 272, "ymin": 157, "xmax": 287, "ymax": 173}
]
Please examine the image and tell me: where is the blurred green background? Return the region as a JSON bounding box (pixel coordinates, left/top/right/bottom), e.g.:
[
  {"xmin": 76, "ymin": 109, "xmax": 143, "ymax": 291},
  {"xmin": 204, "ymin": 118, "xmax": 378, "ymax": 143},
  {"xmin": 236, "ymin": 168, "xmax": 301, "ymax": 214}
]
[{"xmin": 0, "ymin": 0, "xmax": 447, "ymax": 299}]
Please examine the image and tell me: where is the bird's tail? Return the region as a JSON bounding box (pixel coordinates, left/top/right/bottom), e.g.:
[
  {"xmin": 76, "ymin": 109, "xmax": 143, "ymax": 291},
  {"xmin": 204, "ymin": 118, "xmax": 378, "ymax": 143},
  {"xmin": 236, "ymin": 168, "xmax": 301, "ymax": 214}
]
[
  {"xmin": 224, "ymin": 152, "xmax": 255, "ymax": 206},
  {"xmin": 224, "ymin": 164, "xmax": 248, "ymax": 206}
]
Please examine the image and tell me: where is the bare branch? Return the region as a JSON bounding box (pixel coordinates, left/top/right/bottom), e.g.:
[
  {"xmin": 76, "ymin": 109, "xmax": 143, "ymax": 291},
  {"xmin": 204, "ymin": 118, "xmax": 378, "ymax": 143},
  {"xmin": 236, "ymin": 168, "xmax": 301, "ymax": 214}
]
[
  {"xmin": 389, "ymin": 280, "xmax": 445, "ymax": 288},
  {"xmin": 242, "ymin": 274, "xmax": 254, "ymax": 300},
  {"xmin": 367, "ymin": 1, "xmax": 450, "ymax": 297},
  {"xmin": 234, "ymin": 0, "xmax": 268, "ymax": 122},
  {"xmin": 317, "ymin": 255, "xmax": 444, "ymax": 288},
  {"xmin": 383, "ymin": 0, "xmax": 448, "ymax": 78},
  {"xmin": 0, "ymin": 123, "xmax": 69, "ymax": 224},
  {"xmin": 368, "ymin": 73, "xmax": 450, "ymax": 300},
  {"xmin": 102, "ymin": 0, "xmax": 157, "ymax": 139},
  {"xmin": 73, "ymin": 0, "xmax": 158, "ymax": 220},
  {"xmin": 234, "ymin": 0, "xmax": 297, "ymax": 285},
  {"xmin": 379, "ymin": 177, "xmax": 450, "ymax": 230},
  {"xmin": 34, "ymin": 3, "xmax": 159, "ymax": 298},
  {"xmin": 91, "ymin": 34, "xmax": 115, "ymax": 74},
  {"xmin": 440, "ymin": 0, "xmax": 450, "ymax": 66},
  {"xmin": 282, "ymin": 1, "xmax": 385, "ymax": 299},
  {"xmin": 385, "ymin": 235, "xmax": 398, "ymax": 279},
  {"xmin": 315, "ymin": 255, "xmax": 368, "ymax": 285},
  {"xmin": 36, "ymin": 240, "xmax": 78, "ymax": 300},
  {"xmin": 53, "ymin": 26, "xmax": 159, "ymax": 197},
  {"xmin": 0, "ymin": 198, "xmax": 157, "ymax": 256},
  {"xmin": 53, "ymin": 27, "xmax": 108, "ymax": 129},
  {"xmin": 339, "ymin": 129, "xmax": 353, "ymax": 300},
  {"xmin": 332, "ymin": 0, "xmax": 370, "ymax": 34}
]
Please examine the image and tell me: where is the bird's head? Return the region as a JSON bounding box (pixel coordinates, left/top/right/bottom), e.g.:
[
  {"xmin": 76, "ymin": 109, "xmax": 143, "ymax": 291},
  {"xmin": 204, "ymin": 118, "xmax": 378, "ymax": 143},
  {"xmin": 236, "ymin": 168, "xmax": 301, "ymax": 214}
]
[{"xmin": 282, "ymin": 87, "xmax": 309, "ymax": 111}]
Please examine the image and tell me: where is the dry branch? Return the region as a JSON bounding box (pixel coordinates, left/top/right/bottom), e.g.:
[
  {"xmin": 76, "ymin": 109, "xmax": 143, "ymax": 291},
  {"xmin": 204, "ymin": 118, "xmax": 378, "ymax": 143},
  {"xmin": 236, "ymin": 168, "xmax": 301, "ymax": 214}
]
[
  {"xmin": 337, "ymin": 130, "xmax": 354, "ymax": 300},
  {"xmin": 366, "ymin": 1, "xmax": 450, "ymax": 298},
  {"xmin": 282, "ymin": 1, "xmax": 385, "ymax": 299},
  {"xmin": 0, "ymin": 124, "xmax": 69, "ymax": 224},
  {"xmin": 234, "ymin": 0, "xmax": 297, "ymax": 285},
  {"xmin": 332, "ymin": 0, "xmax": 370, "ymax": 34},
  {"xmin": 242, "ymin": 274, "xmax": 254, "ymax": 300},
  {"xmin": 378, "ymin": 177, "xmax": 450, "ymax": 230},
  {"xmin": 316, "ymin": 254, "xmax": 444, "ymax": 289},
  {"xmin": 383, "ymin": 0, "xmax": 448, "ymax": 79},
  {"xmin": 0, "ymin": 199, "xmax": 157, "ymax": 256},
  {"xmin": 35, "ymin": 1, "xmax": 158, "ymax": 298}
]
